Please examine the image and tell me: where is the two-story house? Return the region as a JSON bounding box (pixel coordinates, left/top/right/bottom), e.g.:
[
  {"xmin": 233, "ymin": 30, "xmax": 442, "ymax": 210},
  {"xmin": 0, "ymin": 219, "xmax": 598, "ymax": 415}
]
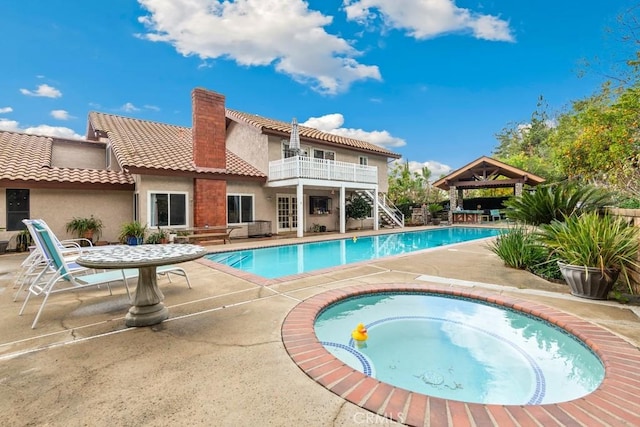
[{"xmin": 0, "ymin": 87, "xmax": 402, "ymax": 246}]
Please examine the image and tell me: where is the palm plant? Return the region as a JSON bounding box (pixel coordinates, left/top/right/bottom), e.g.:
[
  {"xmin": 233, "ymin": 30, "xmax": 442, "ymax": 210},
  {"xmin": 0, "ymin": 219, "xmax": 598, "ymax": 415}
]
[
  {"xmin": 503, "ymin": 182, "xmax": 613, "ymax": 225},
  {"xmin": 65, "ymin": 215, "xmax": 103, "ymax": 242},
  {"xmin": 538, "ymin": 212, "xmax": 640, "ymax": 291}
]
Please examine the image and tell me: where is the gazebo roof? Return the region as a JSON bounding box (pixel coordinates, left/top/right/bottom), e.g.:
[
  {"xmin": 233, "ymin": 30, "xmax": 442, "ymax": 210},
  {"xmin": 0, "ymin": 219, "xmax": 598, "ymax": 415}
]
[{"xmin": 433, "ymin": 156, "xmax": 545, "ymax": 191}]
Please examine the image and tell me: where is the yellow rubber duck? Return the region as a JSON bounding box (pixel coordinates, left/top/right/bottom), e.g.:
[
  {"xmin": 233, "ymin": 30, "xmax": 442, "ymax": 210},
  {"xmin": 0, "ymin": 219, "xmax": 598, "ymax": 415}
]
[{"xmin": 351, "ymin": 323, "xmax": 368, "ymax": 342}]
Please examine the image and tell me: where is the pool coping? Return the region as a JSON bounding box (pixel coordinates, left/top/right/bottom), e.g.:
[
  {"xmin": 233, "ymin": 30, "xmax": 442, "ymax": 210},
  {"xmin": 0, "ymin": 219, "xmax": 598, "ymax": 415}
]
[{"xmin": 281, "ymin": 284, "xmax": 640, "ymax": 426}]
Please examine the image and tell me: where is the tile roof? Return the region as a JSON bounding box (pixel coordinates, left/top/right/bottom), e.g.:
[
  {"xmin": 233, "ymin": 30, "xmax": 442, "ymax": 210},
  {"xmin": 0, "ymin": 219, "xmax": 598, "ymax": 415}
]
[
  {"xmin": 433, "ymin": 156, "xmax": 546, "ymax": 191},
  {"xmin": 225, "ymin": 109, "xmax": 402, "ymax": 158},
  {"xmin": 0, "ymin": 131, "xmax": 133, "ymax": 186},
  {"xmin": 89, "ymin": 112, "xmax": 265, "ymax": 178}
]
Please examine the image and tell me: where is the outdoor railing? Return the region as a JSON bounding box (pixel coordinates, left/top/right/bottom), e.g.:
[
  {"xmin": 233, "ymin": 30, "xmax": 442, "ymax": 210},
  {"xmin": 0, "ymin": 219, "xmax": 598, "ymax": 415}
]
[{"xmin": 269, "ymin": 155, "xmax": 378, "ymax": 184}]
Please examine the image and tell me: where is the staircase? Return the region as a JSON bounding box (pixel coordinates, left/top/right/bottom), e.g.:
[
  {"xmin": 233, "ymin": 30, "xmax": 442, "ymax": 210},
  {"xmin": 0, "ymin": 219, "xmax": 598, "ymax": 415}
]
[{"xmin": 355, "ymin": 190, "xmax": 404, "ymax": 228}]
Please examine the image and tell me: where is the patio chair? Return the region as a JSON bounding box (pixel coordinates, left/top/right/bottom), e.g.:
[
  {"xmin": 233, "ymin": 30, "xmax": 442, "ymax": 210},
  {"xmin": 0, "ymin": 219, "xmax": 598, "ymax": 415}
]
[
  {"xmin": 13, "ymin": 219, "xmax": 92, "ymax": 301},
  {"xmin": 489, "ymin": 209, "xmax": 502, "ymax": 222},
  {"xmin": 19, "ymin": 220, "xmax": 193, "ymax": 328},
  {"xmin": 18, "ymin": 220, "xmax": 138, "ymax": 328}
]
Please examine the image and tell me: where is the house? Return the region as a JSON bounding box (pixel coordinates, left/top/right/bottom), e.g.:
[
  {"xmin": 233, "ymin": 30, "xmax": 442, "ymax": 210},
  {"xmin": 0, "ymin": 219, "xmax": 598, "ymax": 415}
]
[{"xmin": 0, "ymin": 88, "xmax": 402, "ymax": 246}]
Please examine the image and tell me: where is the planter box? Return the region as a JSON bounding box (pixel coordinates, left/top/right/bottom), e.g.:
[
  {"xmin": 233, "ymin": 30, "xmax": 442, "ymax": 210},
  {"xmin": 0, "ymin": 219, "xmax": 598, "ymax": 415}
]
[{"xmin": 558, "ymin": 262, "xmax": 619, "ymax": 300}]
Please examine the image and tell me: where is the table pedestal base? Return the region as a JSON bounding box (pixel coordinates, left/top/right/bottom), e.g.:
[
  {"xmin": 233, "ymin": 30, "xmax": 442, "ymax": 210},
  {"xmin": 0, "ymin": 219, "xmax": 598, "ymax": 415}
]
[
  {"xmin": 125, "ymin": 265, "xmax": 168, "ymax": 327},
  {"xmin": 125, "ymin": 303, "xmax": 169, "ymax": 327}
]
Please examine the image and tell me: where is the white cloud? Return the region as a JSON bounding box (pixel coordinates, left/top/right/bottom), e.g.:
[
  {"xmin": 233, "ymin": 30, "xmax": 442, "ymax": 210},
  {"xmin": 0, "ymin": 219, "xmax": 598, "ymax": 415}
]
[
  {"xmin": 301, "ymin": 113, "xmax": 405, "ymax": 149},
  {"xmin": 137, "ymin": 0, "xmax": 381, "ymax": 94},
  {"xmin": 0, "ymin": 118, "xmax": 82, "ymax": 139},
  {"xmin": 144, "ymin": 104, "xmax": 160, "ymax": 111},
  {"xmin": 390, "ymin": 158, "xmax": 452, "ymax": 179},
  {"xmin": 120, "ymin": 102, "xmax": 140, "ymax": 112},
  {"xmin": 50, "ymin": 110, "xmax": 74, "ymax": 120},
  {"xmin": 0, "ymin": 107, "xmax": 13, "ymax": 114},
  {"xmin": 19, "ymin": 83, "xmax": 63, "ymax": 98},
  {"xmin": 0, "ymin": 119, "xmax": 20, "ymax": 132},
  {"xmin": 343, "ymin": 0, "xmax": 514, "ymax": 42}
]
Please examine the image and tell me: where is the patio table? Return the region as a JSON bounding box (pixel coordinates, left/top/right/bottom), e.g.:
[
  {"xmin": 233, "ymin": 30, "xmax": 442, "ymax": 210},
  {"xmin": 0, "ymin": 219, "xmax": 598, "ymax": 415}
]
[{"xmin": 75, "ymin": 244, "xmax": 207, "ymax": 327}]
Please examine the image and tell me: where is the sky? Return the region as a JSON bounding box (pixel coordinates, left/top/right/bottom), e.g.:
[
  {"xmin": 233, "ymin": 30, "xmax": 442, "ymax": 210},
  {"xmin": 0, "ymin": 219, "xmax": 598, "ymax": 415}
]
[{"xmin": 0, "ymin": 1, "xmax": 636, "ymax": 178}]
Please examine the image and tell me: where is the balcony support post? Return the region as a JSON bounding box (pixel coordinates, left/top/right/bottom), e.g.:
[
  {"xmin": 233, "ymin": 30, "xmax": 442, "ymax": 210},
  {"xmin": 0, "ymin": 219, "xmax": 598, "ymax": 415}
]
[
  {"xmin": 373, "ymin": 185, "xmax": 379, "ymax": 231},
  {"xmin": 340, "ymin": 186, "xmax": 346, "ymax": 234},
  {"xmin": 296, "ymin": 183, "xmax": 304, "ymax": 238}
]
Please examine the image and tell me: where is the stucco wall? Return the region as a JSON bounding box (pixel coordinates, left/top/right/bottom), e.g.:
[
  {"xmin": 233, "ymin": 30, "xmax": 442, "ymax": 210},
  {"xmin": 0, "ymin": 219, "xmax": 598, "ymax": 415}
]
[
  {"xmin": 226, "ymin": 122, "xmax": 270, "ymax": 173},
  {"xmin": 52, "ymin": 140, "xmax": 106, "ymax": 169},
  {"xmin": 0, "ymin": 188, "xmax": 132, "ymax": 245}
]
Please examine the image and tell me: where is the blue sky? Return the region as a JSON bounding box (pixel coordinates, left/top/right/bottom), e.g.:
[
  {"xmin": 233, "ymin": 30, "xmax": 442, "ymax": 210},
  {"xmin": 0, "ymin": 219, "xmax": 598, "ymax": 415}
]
[{"xmin": 0, "ymin": 1, "xmax": 635, "ymax": 177}]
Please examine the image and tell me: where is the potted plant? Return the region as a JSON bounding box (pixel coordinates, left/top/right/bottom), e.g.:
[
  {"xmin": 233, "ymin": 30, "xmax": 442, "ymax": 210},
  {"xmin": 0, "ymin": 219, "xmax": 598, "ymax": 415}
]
[
  {"xmin": 146, "ymin": 229, "xmax": 169, "ymax": 244},
  {"xmin": 65, "ymin": 215, "xmax": 103, "ymax": 244},
  {"xmin": 118, "ymin": 221, "xmax": 147, "ymax": 246},
  {"xmin": 538, "ymin": 212, "xmax": 640, "ymax": 300},
  {"xmin": 428, "ymin": 203, "xmax": 443, "ymax": 225}
]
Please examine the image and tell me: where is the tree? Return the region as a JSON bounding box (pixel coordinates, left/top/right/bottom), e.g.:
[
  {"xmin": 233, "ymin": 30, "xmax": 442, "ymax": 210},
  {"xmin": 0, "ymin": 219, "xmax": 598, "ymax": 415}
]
[
  {"xmin": 493, "ymin": 96, "xmax": 562, "ymax": 180},
  {"xmin": 549, "ymin": 82, "xmax": 640, "ymax": 198},
  {"xmin": 345, "ymin": 196, "xmax": 371, "ymax": 229}
]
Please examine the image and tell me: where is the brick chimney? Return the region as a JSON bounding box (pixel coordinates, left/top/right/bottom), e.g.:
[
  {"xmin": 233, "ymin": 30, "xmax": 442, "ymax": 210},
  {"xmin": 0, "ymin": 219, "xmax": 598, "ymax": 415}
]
[
  {"xmin": 192, "ymin": 88, "xmax": 226, "ymax": 169},
  {"xmin": 191, "ymin": 88, "xmax": 227, "ymax": 227}
]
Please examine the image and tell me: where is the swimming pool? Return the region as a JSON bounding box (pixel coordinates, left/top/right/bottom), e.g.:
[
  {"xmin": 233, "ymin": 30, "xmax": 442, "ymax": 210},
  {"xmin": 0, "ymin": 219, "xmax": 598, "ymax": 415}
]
[
  {"xmin": 206, "ymin": 227, "xmax": 501, "ymax": 279},
  {"xmin": 314, "ymin": 292, "xmax": 604, "ymax": 405}
]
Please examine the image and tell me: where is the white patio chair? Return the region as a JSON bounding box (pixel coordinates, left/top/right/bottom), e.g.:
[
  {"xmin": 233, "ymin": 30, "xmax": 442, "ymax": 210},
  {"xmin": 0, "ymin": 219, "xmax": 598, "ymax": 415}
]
[
  {"xmin": 18, "ymin": 220, "xmax": 137, "ymax": 328},
  {"xmin": 13, "ymin": 219, "xmax": 92, "ymax": 301},
  {"xmin": 19, "ymin": 220, "xmax": 193, "ymax": 328}
]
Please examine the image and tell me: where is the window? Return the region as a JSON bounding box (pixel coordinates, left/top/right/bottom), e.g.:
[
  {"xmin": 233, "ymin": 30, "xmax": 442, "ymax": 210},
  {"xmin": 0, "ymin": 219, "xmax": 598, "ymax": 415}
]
[
  {"xmin": 149, "ymin": 192, "xmax": 187, "ymax": 227},
  {"xmin": 359, "ymin": 156, "xmax": 368, "ymax": 166},
  {"xmin": 309, "ymin": 196, "xmax": 332, "ymax": 214},
  {"xmin": 228, "ymin": 194, "xmax": 254, "ymax": 224},
  {"xmin": 133, "ymin": 193, "xmax": 139, "ymax": 222},
  {"xmin": 282, "ymin": 141, "xmax": 308, "ymax": 158},
  {"xmin": 313, "ymin": 149, "xmax": 335, "ymax": 160},
  {"xmin": 6, "ymin": 189, "xmax": 29, "ymax": 231}
]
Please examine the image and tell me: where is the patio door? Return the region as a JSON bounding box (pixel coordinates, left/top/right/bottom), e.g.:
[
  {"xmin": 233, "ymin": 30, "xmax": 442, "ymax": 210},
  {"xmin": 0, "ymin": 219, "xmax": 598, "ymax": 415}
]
[{"xmin": 277, "ymin": 194, "xmax": 298, "ymax": 233}]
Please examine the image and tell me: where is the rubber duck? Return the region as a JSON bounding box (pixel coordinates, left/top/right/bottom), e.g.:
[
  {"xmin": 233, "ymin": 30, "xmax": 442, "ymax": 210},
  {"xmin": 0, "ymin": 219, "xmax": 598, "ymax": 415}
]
[{"xmin": 351, "ymin": 323, "xmax": 368, "ymax": 342}]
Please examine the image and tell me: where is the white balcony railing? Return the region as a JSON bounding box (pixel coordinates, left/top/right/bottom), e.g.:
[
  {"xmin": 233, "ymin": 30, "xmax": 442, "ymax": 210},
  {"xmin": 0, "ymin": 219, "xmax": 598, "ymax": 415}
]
[{"xmin": 269, "ymin": 156, "xmax": 378, "ymax": 184}]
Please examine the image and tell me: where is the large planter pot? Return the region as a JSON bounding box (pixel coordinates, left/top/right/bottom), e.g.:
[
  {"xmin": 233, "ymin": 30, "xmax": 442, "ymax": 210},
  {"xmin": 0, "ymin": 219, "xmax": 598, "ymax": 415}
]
[
  {"xmin": 127, "ymin": 236, "xmax": 143, "ymax": 246},
  {"xmin": 558, "ymin": 261, "xmax": 620, "ymax": 300}
]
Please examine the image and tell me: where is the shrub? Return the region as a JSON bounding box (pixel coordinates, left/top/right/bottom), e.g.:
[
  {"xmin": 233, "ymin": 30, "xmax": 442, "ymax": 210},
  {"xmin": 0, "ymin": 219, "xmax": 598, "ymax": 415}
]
[
  {"xmin": 488, "ymin": 226, "xmax": 563, "ymax": 282},
  {"xmin": 503, "ymin": 182, "xmax": 613, "ymax": 225},
  {"xmin": 488, "ymin": 226, "xmax": 545, "ymax": 269}
]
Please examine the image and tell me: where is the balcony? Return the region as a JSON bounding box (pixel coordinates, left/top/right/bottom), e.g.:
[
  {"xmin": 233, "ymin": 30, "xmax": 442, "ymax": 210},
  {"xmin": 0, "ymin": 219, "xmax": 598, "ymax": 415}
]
[{"xmin": 268, "ymin": 156, "xmax": 378, "ymax": 184}]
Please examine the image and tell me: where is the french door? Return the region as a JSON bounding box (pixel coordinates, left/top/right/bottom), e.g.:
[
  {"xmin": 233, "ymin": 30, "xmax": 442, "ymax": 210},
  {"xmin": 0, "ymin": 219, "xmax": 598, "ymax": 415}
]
[{"xmin": 277, "ymin": 194, "xmax": 298, "ymax": 233}]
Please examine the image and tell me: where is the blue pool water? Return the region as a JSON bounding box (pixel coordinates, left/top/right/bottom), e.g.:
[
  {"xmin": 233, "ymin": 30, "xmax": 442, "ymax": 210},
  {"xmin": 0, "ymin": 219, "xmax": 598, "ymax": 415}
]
[
  {"xmin": 206, "ymin": 227, "xmax": 501, "ymax": 279},
  {"xmin": 315, "ymin": 293, "xmax": 604, "ymax": 405}
]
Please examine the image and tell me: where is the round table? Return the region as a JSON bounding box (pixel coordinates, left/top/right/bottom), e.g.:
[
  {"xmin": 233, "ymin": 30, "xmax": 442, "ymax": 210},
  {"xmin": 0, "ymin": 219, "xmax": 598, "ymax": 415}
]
[{"xmin": 76, "ymin": 244, "xmax": 207, "ymax": 327}]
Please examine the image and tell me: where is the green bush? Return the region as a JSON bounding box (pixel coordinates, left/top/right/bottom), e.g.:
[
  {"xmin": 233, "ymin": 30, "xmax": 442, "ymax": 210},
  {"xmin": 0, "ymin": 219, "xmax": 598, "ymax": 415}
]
[
  {"xmin": 488, "ymin": 226, "xmax": 545, "ymax": 269},
  {"xmin": 488, "ymin": 226, "xmax": 562, "ymax": 282},
  {"xmin": 503, "ymin": 182, "xmax": 613, "ymax": 225}
]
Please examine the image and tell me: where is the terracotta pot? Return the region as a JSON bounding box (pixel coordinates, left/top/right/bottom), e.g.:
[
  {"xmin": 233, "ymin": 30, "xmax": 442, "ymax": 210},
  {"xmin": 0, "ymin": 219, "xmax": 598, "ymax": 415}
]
[{"xmin": 558, "ymin": 261, "xmax": 619, "ymax": 300}]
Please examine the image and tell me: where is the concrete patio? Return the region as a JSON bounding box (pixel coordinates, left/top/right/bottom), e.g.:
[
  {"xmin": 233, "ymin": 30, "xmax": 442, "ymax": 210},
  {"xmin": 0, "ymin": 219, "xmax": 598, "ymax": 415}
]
[{"xmin": 1, "ymin": 227, "xmax": 639, "ymax": 426}]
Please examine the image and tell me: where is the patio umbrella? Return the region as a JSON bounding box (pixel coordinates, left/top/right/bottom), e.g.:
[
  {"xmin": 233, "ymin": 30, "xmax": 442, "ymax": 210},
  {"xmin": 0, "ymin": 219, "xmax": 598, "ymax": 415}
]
[{"xmin": 289, "ymin": 117, "xmax": 300, "ymax": 154}]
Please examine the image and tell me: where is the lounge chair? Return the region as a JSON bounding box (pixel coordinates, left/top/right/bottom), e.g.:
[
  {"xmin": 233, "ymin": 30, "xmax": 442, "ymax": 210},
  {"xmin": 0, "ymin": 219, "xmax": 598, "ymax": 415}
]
[
  {"xmin": 19, "ymin": 220, "xmax": 191, "ymax": 328},
  {"xmin": 13, "ymin": 219, "xmax": 93, "ymax": 301}
]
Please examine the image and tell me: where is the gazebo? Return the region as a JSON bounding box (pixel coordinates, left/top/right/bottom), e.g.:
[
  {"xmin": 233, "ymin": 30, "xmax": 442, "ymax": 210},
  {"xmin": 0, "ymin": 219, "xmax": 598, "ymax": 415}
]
[{"xmin": 432, "ymin": 156, "xmax": 545, "ymax": 224}]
